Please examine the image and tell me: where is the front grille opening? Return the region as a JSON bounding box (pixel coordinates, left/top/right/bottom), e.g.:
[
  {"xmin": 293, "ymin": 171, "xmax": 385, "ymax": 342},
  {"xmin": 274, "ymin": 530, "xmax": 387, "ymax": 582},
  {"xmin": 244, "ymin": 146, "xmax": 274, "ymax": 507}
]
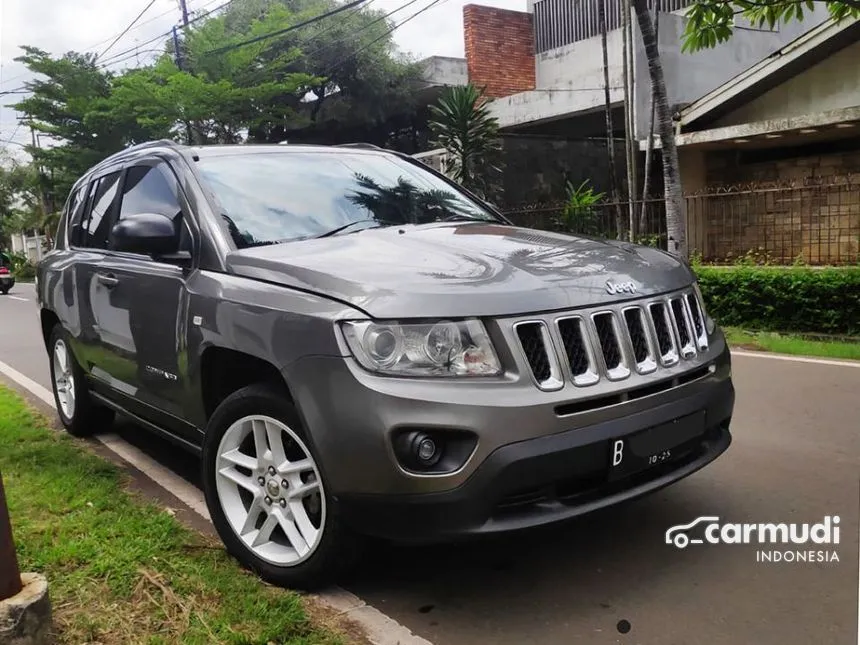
[
  {"xmin": 649, "ymin": 303, "xmax": 673, "ymax": 356},
  {"xmin": 516, "ymin": 322, "xmax": 551, "ymax": 383},
  {"xmin": 687, "ymin": 293, "xmax": 704, "ymax": 337},
  {"xmin": 624, "ymin": 308, "xmax": 649, "ymax": 363},
  {"xmin": 671, "ymin": 299, "xmax": 691, "ymax": 347},
  {"xmin": 593, "ymin": 313, "xmax": 622, "ymax": 370},
  {"xmin": 558, "ymin": 318, "xmax": 590, "ymax": 377}
]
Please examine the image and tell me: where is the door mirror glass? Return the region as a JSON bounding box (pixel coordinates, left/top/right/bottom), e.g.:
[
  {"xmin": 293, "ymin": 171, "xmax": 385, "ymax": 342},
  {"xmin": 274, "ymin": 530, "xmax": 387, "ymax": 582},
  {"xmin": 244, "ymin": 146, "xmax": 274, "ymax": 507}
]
[{"xmin": 110, "ymin": 212, "xmax": 179, "ymax": 256}]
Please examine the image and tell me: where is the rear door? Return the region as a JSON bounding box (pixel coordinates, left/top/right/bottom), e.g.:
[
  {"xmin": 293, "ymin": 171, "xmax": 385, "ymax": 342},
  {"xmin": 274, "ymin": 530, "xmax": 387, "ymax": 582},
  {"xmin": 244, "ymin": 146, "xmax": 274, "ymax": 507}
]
[{"xmin": 89, "ymin": 158, "xmax": 198, "ymax": 441}]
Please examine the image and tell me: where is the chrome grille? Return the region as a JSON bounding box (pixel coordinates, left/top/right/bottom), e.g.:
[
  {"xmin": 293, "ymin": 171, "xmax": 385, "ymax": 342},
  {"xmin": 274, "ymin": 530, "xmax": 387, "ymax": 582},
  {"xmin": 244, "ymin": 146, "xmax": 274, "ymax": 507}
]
[
  {"xmin": 510, "ymin": 286, "xmax": 711, "ymax": 391},
  {"xmin": 514, "ymin": 321, "xmax": 563, "ymax": 390}
]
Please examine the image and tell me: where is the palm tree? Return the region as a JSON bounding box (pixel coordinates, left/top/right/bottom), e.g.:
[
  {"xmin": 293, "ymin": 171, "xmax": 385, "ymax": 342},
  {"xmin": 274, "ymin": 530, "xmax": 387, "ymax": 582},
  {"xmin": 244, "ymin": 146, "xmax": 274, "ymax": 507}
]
[
  {"xmin": 632, "ymin": 0, "xmax": 686, "ymax": 257},
  {"xmin": 346, "ymin": 173, "xmax": 470, "ymax": 224},
  {"xmin": 428, "ymin": 84, "xmax": 502, "ymax": 201}
]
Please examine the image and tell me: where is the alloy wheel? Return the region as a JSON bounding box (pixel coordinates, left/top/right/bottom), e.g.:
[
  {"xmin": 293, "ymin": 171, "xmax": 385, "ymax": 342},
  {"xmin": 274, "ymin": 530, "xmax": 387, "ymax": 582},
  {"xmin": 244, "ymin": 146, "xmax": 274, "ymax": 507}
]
[
  {"xmin": 53, "ymin": 339, "xmax": 76, "ymax": 419},
  {"xmin": 214, "ymin": 415, "xmax": 326, "ymax": 566}
]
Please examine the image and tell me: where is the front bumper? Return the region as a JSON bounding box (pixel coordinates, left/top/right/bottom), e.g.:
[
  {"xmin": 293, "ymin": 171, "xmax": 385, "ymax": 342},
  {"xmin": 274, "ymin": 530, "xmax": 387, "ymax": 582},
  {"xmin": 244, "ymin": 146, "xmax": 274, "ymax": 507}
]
[{"xmin": 337, "ymin": 376, "xmax": 733, "ymax": 541}]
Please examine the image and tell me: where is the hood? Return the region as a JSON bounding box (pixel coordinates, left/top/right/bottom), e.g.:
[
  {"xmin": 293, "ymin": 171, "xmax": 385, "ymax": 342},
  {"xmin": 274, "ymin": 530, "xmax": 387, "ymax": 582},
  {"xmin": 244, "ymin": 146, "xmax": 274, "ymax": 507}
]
[{"xmin": 225, "ymin": 222, "xmax": 694, "ymax": 318}]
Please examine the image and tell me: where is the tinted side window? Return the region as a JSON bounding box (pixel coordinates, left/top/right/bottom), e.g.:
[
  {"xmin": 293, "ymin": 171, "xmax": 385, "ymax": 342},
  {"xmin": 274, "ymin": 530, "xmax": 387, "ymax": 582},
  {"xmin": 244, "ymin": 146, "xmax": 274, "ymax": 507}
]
[
  {"xmin": 82, "ymin": 172, "xmax": 122, "ymax": 249},
  {"xmin": 118, "ymin": 164, "xmax": 183, "ymax": 221}
]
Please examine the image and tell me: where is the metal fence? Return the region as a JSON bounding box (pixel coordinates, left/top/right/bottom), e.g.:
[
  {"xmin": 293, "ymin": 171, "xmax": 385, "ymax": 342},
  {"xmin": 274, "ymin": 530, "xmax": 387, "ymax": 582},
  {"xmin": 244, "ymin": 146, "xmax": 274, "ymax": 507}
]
[
  {"xmin": 533, "ymin": 0, "xmax": 692, "ymax": 54},
  {"xmin": 501, "ymin": 180, "xmax": 860, "ymax": 265}
]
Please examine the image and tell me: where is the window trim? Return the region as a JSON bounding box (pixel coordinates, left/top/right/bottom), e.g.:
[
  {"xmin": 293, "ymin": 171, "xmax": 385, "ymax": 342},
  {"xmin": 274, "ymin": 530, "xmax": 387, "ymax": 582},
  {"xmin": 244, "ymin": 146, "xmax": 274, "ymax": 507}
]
[{"xmin": 71, "ymin": 167, "xmax": 127, "ymax": 252}]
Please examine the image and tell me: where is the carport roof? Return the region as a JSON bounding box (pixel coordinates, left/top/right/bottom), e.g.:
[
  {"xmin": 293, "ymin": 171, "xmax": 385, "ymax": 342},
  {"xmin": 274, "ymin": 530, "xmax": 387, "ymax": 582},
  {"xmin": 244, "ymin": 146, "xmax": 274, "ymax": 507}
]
[{"xmin": 677, "ymin": 16, "xmax": 860, "ymax": 131}]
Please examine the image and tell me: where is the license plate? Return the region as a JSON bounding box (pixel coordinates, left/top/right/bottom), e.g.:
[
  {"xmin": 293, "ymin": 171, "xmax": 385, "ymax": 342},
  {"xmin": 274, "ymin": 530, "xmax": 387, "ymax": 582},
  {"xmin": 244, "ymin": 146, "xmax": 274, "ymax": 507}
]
[{"xmin": 607, "ymin": 411, "xmax": 706, "ymax": 481}]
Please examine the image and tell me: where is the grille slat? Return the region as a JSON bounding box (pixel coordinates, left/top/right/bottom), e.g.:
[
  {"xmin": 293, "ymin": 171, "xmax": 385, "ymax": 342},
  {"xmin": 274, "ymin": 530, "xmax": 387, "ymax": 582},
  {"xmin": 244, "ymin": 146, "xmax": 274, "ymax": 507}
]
[
  {"xmin": 558, "ymin": 318, "xmax": 590, "ymax": 377},
  {"xmin": 592, "ymin": 313, "xmax": 625, "ymax": 376},
  {"xmin": 649, "ymin": 302, "xmax": 675, "ymax": 361},
  {"xmin": 515, "ymin": 322, "xmax": 552, "ymax": 383},
  {"xmin": 624, "ymin": 308, "xmax": 649, "ymax": 364},
  {"xmin": 670, "ymin": 298, "xmax": 695, "ymax": 357}
]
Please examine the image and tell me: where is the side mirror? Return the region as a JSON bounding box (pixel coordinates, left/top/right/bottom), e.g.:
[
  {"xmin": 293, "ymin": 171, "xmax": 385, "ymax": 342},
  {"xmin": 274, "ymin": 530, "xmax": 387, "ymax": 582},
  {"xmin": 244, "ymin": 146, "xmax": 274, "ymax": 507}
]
[{"xmin": 110, "ymin": 213, "xmax": 183, "ymax": 259}]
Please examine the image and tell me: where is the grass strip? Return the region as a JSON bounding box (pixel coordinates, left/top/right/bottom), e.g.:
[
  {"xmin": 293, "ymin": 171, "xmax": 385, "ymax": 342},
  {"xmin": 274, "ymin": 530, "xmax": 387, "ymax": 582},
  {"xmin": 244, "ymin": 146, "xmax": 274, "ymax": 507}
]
[
  {"xmin": 723, "ymin": 327, "xmax": 860, "ymax": 361},
  {"xmin": 0, "ymin": 385, "xmax": 346, "ymax": 645}
]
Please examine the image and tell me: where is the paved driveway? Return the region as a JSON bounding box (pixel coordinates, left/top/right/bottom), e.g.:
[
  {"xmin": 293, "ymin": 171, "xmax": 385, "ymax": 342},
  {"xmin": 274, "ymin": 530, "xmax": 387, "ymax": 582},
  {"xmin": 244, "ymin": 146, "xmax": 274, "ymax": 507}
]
[{"xmin": 1, "ymin": 285, "xmax": 858, "ymax": 645}]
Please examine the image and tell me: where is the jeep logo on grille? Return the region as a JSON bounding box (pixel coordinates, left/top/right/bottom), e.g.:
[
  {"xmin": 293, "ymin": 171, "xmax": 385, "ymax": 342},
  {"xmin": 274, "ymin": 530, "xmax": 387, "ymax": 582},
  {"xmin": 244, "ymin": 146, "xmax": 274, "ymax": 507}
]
[{"xmin": 606, "ymin": 280, "xmax": 637, "ymax": 295}]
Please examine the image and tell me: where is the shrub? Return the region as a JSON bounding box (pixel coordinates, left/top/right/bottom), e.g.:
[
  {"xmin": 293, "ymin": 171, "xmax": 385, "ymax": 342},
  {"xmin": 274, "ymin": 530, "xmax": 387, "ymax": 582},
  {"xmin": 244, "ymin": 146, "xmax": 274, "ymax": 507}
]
[{"xmin": 694, "ymin": 265, "xmax": 860, "ymax": 336}]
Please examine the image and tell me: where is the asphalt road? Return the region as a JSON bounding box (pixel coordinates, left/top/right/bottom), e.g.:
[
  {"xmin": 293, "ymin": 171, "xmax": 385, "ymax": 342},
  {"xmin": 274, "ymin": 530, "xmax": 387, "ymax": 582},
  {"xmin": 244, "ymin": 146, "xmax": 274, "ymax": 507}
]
[{"xmin": 1, "ymin": 283, "xmax": 858, "ymax": 645}]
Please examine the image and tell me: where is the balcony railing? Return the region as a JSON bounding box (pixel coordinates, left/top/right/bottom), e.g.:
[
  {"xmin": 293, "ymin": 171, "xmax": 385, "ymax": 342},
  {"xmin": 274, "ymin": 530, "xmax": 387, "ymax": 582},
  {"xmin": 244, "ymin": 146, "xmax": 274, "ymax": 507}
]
[{"xmin": 533, "ymin": 0, "xmax": 692, "ymax": 54}]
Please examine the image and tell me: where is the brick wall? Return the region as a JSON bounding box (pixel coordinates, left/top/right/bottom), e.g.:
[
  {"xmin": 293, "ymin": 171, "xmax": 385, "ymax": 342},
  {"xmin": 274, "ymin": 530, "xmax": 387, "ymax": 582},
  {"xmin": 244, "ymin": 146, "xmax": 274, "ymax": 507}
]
[
  {"xmin": 687, "ymin": 147, "xmax": 860, "ymax": 264},
  {"xmin": 463, "ymin": 4, "xmax": 536, "ymax": 99}
]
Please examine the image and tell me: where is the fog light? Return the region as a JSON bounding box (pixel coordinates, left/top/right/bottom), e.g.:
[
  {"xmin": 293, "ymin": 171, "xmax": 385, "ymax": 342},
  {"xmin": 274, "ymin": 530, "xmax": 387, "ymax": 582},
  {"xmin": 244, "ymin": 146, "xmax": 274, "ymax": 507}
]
[{"xmin": 416, "ymin": 437, "xmax": 437, "ymax": 463}]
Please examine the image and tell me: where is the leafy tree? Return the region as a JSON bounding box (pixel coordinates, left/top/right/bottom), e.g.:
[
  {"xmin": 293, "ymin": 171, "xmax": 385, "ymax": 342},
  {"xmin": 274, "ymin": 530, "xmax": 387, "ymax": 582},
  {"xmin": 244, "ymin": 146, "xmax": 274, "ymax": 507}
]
[
  {"xmin": 428, "ymin": 84, "xmax": 502, "ymax": 201},
  {"xmin": 0, "ymin": 156, "xmax": 42, "ymax": 247},
  {"xmin": 181, "ymin": 0, "xmax": 427, "ymax": 146},
  {"xmin": 682, "ymin": 0, "xmax": 860, "ymax": 52}
]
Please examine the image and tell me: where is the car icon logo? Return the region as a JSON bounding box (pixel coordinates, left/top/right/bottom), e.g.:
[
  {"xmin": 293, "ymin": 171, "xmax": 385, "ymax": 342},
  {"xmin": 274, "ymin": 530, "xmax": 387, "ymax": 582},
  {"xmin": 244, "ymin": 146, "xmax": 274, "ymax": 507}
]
[{"xmin": 665, "ymin": 516, "xmax": 720, "ymax": 549}]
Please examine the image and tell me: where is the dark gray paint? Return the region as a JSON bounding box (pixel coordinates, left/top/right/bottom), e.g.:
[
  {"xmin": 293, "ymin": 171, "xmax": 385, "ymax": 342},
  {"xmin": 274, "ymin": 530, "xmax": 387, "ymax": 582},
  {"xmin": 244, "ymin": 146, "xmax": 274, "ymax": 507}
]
[{"xmin": 37, "ymin": 141, "xmax": 731, "ymax": 508}]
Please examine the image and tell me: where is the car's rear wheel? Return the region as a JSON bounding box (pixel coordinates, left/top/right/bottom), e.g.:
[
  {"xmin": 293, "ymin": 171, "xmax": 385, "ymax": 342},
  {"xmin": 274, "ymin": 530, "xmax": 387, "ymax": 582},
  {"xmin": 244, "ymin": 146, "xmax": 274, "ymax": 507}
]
[
  {"xmin": 48, "ymin": 325, "xmax": 115, "ymax": 437},
  {"xmin": 202, "ymin": 383, "xmax": 359, "ymax": 590}
]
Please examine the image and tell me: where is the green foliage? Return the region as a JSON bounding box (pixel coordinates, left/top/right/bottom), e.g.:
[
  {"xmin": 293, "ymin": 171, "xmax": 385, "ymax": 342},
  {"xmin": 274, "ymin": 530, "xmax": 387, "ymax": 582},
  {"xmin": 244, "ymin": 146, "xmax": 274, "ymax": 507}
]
[
  {"xmin": 558, "ymin": 179, "xmax": 605, "ymax": 234},
  {"xmin": 695, "ymin": 266, "xmax": 860, "ymax": 335},
  {"xmin": 8, "ymin": 0, "xmax": 429, "ymax": 211},
  {"xmin": 428, "ymin": 84, "xmax": 503, "ymax": 201},
  {"xmin": 682, "ymin": 0, "xmax": 860, "ymax": 52}
]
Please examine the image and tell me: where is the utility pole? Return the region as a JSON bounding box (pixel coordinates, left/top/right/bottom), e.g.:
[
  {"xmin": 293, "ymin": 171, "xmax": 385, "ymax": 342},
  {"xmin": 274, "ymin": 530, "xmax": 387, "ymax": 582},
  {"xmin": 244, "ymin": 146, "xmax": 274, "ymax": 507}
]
[
  {"xmin": 0, "ymin": 471, "xmax": 23, "ymax": 602},
  {"xmin": 29, "ymin": 120, "xmax": 50, "ymax": 227},
  {"xmin": 179, "ymin": 0, "xmax": 190, "ymax": 27}
]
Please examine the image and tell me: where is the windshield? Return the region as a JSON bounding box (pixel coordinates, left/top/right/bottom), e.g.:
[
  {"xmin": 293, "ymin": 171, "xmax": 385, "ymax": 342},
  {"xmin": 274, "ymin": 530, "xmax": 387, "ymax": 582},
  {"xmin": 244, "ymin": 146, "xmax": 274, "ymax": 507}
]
[{"xmin": 196, "ymin": 150, "xmax": 501, "ymax": 249}]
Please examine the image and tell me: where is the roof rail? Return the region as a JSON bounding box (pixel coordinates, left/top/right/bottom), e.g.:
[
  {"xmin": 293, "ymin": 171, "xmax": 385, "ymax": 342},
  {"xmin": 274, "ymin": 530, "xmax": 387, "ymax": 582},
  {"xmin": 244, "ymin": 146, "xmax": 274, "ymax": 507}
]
[
  {"xmin": 121, "ymin": 139, "xmax": 182, "ymax": 154},
  {"xmin": 335, "ymin": 142, "xmax": 383, "ymax": 150}
]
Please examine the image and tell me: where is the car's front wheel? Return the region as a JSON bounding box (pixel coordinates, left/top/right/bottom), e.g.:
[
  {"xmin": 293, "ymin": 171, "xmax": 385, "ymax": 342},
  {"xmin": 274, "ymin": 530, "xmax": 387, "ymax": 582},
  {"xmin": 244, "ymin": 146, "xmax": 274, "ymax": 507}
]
[
  {"xmin": 48, "ymin": 324, "xmax": 115, "ymax": 437},
  {"xmin": 202, "ymin": 383, "xmax": 358, "ymax": 590}
]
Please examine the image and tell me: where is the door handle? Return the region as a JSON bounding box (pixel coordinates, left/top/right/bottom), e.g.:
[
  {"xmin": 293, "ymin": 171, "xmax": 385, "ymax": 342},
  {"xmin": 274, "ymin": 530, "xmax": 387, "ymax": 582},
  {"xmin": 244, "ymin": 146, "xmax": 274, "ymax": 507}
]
[{"xmin": 97, "ymin": 273, "xmax": 119, "ymax": 288}]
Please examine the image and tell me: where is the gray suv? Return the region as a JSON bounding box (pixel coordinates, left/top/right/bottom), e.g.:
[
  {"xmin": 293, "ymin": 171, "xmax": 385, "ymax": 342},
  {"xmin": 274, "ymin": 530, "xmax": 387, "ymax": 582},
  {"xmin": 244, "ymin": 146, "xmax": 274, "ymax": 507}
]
[{"xmin": 36, "ymin": 140, "xmax": 734, "ymax": 589}]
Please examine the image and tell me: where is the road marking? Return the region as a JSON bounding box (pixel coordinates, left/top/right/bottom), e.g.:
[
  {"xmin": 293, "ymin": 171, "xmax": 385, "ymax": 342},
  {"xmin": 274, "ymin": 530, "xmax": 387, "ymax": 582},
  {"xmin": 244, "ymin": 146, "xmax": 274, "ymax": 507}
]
[
  {"xmin": 0, "ymin": 356, "xmax": 433, "ymax": 645},
  {"xmin": 731, "ymin": 349, "xmax": 860, "ymax": 368},
  {"xmin": 6, "ymin": 295, "xmax": 29, "ymax": 302}
]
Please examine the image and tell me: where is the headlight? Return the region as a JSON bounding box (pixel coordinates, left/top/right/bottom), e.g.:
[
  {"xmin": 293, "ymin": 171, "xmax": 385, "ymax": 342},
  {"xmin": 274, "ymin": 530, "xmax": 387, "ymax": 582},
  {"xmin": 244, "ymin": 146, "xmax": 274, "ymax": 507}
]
[
  {"xmin": 341, "ymin": 319, "xmax": 502, "ymax": 377},
  {"xmin": 693, "ymin": 283, "xmax": 715, "ymax": 335}
]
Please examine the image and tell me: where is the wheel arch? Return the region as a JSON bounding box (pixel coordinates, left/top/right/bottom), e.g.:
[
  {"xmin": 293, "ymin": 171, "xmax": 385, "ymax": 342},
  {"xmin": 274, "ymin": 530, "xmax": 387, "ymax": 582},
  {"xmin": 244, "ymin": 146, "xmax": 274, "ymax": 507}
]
[{"xmin": 198, "ymin": 345, "xmax": 295, "ymax": 423}]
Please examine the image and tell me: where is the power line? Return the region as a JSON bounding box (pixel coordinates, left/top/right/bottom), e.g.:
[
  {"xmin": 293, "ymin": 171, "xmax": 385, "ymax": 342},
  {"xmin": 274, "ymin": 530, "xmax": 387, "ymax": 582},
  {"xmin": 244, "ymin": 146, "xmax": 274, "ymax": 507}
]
[
  {"xmin": 322, "ymin": 0, "xmax": 450, "ymax": 77},
  {"xmin": 202, "ymin": 0, "xmax": 370, "ymax": 56},
  {"xmin": 97, "ymin": 0, "xmax": 160, "ymax": 61}
]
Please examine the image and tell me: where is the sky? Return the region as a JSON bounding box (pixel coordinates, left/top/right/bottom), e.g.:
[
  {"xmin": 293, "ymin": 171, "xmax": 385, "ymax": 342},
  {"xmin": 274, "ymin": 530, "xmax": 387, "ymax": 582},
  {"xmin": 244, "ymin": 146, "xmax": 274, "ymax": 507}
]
[{"xmin": 0, "ymin": 0, "xmax": 525, "ymax": 152}]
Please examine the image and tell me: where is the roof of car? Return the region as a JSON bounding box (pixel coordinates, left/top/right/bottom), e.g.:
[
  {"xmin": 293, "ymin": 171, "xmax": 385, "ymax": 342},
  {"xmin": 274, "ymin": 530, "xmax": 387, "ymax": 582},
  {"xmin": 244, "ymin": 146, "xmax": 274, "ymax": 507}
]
[{"xmin": 76, "ymin": 140, "xmax": 397, "ymax": 185}]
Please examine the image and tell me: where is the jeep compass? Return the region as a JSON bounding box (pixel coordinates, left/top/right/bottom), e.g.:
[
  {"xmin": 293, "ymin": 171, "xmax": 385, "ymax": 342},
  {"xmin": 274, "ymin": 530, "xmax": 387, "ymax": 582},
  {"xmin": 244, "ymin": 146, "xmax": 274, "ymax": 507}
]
[{"xmin": 36, "ymin": 140, "xmax": 735, "ymax": 589}]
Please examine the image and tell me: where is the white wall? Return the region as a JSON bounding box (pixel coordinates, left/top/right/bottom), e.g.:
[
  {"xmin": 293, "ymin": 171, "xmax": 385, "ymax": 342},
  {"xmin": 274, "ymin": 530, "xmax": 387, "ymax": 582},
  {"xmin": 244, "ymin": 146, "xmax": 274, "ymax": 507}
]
[
  {"xmin": 714, "ymin": 38, "xmax": 860, "ymax": 126},
  {"xmin": 632, "ymin": 9, "xmax": 831, "ymax": 138}
]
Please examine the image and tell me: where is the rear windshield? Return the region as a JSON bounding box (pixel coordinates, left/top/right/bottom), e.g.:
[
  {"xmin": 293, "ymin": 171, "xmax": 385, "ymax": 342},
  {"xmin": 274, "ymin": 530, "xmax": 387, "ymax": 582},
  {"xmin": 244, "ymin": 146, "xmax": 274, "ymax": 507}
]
[{"xmin": 195, "ymin": 150, "xmax": 500, "ymax": 248}]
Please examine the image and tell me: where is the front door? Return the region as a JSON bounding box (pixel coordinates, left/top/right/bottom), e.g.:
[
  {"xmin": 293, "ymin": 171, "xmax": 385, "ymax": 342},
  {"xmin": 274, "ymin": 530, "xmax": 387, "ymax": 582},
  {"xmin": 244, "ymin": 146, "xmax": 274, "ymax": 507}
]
[{"xmin": 90, "ymin": 159, "xmax": 197, "ymax": 438}]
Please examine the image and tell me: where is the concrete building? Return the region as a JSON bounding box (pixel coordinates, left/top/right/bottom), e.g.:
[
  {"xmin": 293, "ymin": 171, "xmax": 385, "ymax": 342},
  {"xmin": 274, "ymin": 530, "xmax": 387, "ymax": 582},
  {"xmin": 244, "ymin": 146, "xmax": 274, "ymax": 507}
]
[
  {"xmin": 661, "ymin": 16, "xmax": 860, "ymax": 264},
  {"xmin": 461, "ymin": 0, "xmax": 831, "ymax": 141}
]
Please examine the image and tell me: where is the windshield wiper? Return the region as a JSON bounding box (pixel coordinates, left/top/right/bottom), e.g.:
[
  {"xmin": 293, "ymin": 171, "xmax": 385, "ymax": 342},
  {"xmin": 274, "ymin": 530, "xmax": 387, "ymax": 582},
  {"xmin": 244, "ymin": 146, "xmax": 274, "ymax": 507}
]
[{"xmin": 313, "ymin": 219, "xmax": 394, "ymax": 239}]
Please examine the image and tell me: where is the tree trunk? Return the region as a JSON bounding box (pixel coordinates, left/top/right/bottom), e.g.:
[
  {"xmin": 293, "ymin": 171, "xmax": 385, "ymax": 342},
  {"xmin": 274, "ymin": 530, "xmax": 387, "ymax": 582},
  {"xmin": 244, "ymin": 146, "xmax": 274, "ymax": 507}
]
[
  {"xmin": 632, "ymin": 0, "xmax": 686, "ymax": 257},
  {"xmin": 621, "ymin": 0, "xmax": 636, "ymax": 242},
  {"xmin": 599, "ymin": 0, "xmax": 623, "ymax": 236},
  {"xmin": 639, "ymin": 0, "xmax": 659, "ymax": 235}
]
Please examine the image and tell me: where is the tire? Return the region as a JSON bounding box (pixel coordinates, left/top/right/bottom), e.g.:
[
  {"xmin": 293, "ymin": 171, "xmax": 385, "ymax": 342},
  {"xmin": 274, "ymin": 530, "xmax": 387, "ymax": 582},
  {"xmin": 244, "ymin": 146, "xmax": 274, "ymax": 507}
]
[
  {"xmin": 0, "ymin": 288, "xmax": 8, "ymax": 295},
  {"xmin": 48, "ymin": 324, "xmax": 115, "ymax": 437},
  {"xmin": 202, "ymin": 383, "xmax": 360, "ymax": 590}
]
